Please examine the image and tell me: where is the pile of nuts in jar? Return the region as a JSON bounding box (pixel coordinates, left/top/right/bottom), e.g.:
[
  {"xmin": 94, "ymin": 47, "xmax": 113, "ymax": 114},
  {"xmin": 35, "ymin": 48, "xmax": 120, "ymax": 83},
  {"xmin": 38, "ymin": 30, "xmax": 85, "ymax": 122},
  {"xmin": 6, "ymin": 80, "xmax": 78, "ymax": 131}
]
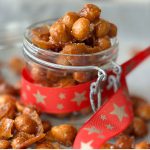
[{"xmin": 29, "ymin": 3, "xmax": 117, "ymax": 87}]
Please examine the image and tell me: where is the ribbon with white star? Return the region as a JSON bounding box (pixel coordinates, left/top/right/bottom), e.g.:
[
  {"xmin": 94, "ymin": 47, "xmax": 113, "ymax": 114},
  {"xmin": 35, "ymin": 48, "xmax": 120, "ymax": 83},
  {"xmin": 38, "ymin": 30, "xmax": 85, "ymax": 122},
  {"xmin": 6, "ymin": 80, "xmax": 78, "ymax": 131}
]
[
  {"xmin": 73, "ymin": 85, "xmax": 134, "ymax": 148},
  {"xmin": 21, "ymin": 69, "xmax": 92, "ymax": 113},
  {"xmin": 21, "ymin": 47, "xmax": 150, "ymax": 115}
]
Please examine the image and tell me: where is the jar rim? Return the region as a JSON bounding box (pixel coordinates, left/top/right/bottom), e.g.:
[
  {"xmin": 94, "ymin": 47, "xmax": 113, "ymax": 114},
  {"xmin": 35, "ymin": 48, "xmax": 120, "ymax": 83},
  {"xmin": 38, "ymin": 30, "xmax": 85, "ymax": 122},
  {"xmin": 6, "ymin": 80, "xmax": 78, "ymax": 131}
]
[{"xmin": 24, "ymin": 18, "xmax": 119, "ymax": 57}]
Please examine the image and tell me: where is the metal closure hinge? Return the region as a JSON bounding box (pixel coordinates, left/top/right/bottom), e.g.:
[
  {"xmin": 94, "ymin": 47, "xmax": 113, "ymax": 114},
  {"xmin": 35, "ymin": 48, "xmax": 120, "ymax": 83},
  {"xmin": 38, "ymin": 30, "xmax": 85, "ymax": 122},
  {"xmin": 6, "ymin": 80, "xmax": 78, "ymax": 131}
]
[{"xmin": 90, "ymin": 68, "xmax": 106, "ymax": 113}]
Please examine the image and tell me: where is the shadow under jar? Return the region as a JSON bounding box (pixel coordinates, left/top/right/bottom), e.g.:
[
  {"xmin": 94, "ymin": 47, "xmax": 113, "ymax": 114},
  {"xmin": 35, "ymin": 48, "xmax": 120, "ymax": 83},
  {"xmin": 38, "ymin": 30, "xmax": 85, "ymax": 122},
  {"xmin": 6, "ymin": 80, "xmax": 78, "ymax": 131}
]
[{"xmin": 23, "ymin": 19, "xmax": 119, "ymax": 118}]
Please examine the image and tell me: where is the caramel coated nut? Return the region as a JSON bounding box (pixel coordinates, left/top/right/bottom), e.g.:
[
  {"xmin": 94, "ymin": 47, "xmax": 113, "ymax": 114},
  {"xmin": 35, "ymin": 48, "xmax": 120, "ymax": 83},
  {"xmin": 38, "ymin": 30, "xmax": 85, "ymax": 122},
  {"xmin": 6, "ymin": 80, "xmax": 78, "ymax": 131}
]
[
  {"xmin": 0, "ymin": 118, "xmax": 14, "ymax": 139},
  {"xmin": 133, "ymin": 117, "xmax": 148, "ymax": 137},
  {"xmin": 72, "ymin": 18, "xmax": 90, "ymax": 41},
  {"xmin": 95, "ymin": 19, "xmax": 110, "ymax": 38},
  {"xmin": 31, "ymin": 26, "xmax": 50, "ymax": 39},
  {"xmin": 0, "ymin": 83, "xmax": 19, "ymax": 96},
  {"xmin": 30, "ymin": 64, "xmax": 47, "ymax": 83},
  {"xmin": 108, "ymin": 23, "xmax": 118, "ymax": 38},
  {"xmin": 53, "ymin": 76, "xmax": 76, "ymax": 88},
  {"xmin": 96, "ymin": 36, "xmax": 111, "ymax": 50},
  {"xmin": 0, "ymin": 140, "xmax": 10, "ymax": 149},
  {"xmin": 80, "ymin": 4, "xmax": 101, "ymax": 22},
  {"xmin": 0, "ymin": 95, "xmax": 16, "ymax": 119},
  {"xmin": 62, "ymin": 12, "xmax": 79, "ymax": 30},
  {"xmin": 49, "ymin": 22, "xmax": 71, "ymax": 43},
  {"xmin": 15, "ymin": 114, "xmax": 38, "ymax": 134},
  {"xmin": 11, "ymin": 133, "xmax": 45, "ymax": 149},
  {"xmin": 61, "ymin": 43, "xmax": 88, "ymax": 55},
  {"xmin": 73, "ymin": 71, "xmax": 92, "ymax": 83},
  {"xmin": 23, "ymin": 107, "xmax": 44, "ymax": 134},
  {"xmin": 130, "ymin": 96, "xmax": 147, "ymax": 109},
  {"xmin": 9, "ymin": 57, "xmax": 25, "ymax": 75},
  {"xmin": 101, "ymin": 143, "xmax": 118, "ymax": 149},
  {"xmin": 115, "ymin": 135, "xmax": 134, "ymax": 149},
  {"xmin": 32, "ymin": 35, "xmax": 51, "ymax": 50},
  {"xmin": 36, "ymin": 140, "xmax": 54, "ymax": 149},
  {"xmin": 135, "ymin": 104, "xmax": 150, "ymax": 121},
  {"xmin": 51, "ymin": 124, "xmax": 77, "ymax": 146},
  {"xmin": 135, "ymin": 141, "xmax": 150, "ymax": 149},
  {"xmin": 61, "ymin": 43, "xmax": 89, "ymax": 66}
]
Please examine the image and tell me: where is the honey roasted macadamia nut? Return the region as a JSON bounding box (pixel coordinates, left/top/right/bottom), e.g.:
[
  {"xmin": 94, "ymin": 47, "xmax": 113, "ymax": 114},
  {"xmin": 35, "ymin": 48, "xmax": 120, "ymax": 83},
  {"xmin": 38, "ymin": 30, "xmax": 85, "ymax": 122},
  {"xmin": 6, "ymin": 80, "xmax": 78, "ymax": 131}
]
[
  {"xmin": 108, "ymin": 23, "xmax": 118, "ymax": 38},
  {"xmin": 30, "ymin": 64, "xmax": 47, "ymax": 83},
  {"xmin": 53, "ymin": 76, "xmax": 76, "ymax": 88},
  {"xmin": 73, "ymin": 71, "xmax": 92, "ymax": 83},
  {"xmin": 0, "ymin": 95, "xmax": 16, "ymax": 119},
  {"xmin": 95, "ymin": 19, "xmax": 110, "ymax": 38},
  {"xmin": 15, "ymin": 114, "xmax": 38, "ymax": 134},
  {"xmin": 115, "ymin": 135, "xmax": 134, "ymax": 149},
  {"xmin": 31, "ymin": 26, "xmax": 50, "ymax": 40},
  {"xmin": 36, "ymin": 140, "xmax": 54, "ymax": 149},
  {"xmin": 0, "ymin": 118, "xmax": 14, "ymax": 139},
  {"xmin": 135, "ymin": 104, "xmax": 150, "ymax": 121},
  {"xmin": 101, "ymin": 143, "xmax": 118, "ymax": 149},
  {"xmin": 62, "ymin": 12, "xmax": 79, "ymax": 30},
  {"xmin": 135, "ymin": 141, "xmax": 150, "ymax": 149},
  {"xmin": 61, "ymin": 43, "xmax": 88, "ymax": 55},
  {"xmin": 95, "ymin": 36, "xmax": 111, "ymax": 50},
  {"xmin": 72, "ymin": 18, "xmax": 90, "ymax": 41},
  {"xmin": 49, "ymin": 22, "xmax": 71, "ymax": 43},
  {"xmin": 0, "ymin": 140, "xmax": 10, "ymax": 149},
  {"xmin": 9, "ymin": 57, "xmax": 25, "ymax": 75},
  {"xmin": 51, "ymin": 124, "xmax": 77, "ymax": 146},
  {"xmin": 79, "ymin": 4, "xmax": 101, "ymax": 22},
  {"xmin": 133, "ymin": 117, "xmax": 148, "ymax": 137}
]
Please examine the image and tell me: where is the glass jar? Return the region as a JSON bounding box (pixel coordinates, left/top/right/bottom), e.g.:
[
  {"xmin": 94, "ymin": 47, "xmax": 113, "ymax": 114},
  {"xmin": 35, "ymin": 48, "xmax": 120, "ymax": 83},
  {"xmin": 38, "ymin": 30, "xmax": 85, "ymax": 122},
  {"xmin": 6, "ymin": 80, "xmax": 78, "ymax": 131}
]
[{"xmin": 22, "ymin": 19, "xmax": 119, "ymax": 118}]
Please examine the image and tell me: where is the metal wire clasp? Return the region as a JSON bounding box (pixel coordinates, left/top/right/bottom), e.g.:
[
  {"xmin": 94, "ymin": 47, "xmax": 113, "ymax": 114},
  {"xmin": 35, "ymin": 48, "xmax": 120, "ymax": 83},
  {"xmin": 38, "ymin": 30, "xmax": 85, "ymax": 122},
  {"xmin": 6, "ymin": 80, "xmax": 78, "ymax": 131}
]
[
  {"xmin": 107, "ymin": 62, "xmax": 122, "ymax": 92},
  {"xmin": 90, "ymin": 68, "xmax": 107, "ymax": 112}
]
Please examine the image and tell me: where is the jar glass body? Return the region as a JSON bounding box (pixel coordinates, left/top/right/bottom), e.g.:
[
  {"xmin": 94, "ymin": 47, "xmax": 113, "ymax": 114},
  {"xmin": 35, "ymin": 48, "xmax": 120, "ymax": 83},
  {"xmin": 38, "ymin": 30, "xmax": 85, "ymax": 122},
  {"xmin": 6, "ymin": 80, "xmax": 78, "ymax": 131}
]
[{"xmin": 23, "ymin": 19, "xmax": 119, "ymax": 117}]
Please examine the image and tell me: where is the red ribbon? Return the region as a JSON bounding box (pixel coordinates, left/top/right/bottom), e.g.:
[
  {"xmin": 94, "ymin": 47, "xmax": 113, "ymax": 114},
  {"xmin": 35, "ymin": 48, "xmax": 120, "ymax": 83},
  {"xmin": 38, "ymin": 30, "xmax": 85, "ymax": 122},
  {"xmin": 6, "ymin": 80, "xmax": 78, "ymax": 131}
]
[
  {"xmin": 21, "ymin": 47, "xmax": 150, "ymax": 149},
  {"xmin": 73, "ymin": 47, "xmax": 150, "ymax": 149}
]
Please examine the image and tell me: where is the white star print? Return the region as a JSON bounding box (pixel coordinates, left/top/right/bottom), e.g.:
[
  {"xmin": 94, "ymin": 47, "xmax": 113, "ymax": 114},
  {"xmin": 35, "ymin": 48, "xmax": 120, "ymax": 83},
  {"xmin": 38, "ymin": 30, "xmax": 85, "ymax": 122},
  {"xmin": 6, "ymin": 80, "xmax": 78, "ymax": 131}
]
[
  {"xmin": 100, "ymin": 114, "xmax": 107, "ymax": 121},
  {"xmin": 26, "ymin": 85, "xmax": 31, "ymax": 91},
  {"xmin": 71, "ymin": 91, "xmax": 86, "ymax": 106},
  {"xmin": 110, "ymin": 103, "xmax": 128, "ymax": 122},
  {"xmin": 59, "ymin": 93, "xmax": 66, "ymax": 100},
  {"xmin": 80, "ymin": 140, "xmax": 93, "ymax": 149},
  {"xmin": 84, "ymin": 126, "xmax": 101, "ymax": 135},
  {"xmin": 33, "ymin": 91, "xmax": 46, "ymax": 104},
  {"xmin": 106, "ymin": 124, "xmax": 114, "ymax": 130},
  {"xmin": 57, "ymin": 103, "xmax": 64, "ymax": 110}
]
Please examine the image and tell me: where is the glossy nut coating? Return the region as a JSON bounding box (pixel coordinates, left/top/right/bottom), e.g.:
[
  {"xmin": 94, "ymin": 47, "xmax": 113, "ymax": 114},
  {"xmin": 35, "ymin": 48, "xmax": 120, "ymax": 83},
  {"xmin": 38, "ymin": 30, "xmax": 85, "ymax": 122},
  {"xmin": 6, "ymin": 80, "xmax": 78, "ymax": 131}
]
[
  {"xmin": 51, "ymin": 124, "xmax": 77, "ymax": 146},
  {"xmin": 72, "ymin": 18, "xmax": 90, "ymax": 41},
  {"xmin": 15, "ymin": 114, "xmax": 37, "ymax": 134},
  {"xmin": 115, "ymin": 135, "xmax": 134, "ymax": 149},
  {"xmin": 62, "ymin": 12, "xmax": 79, "ymax": 30},
  {"xmin": 133, "ymin": 117, "xmax": 148, "ymax": 137},
  {"xmin": 80, "ymin": 4, "xmax": 101, "ymax": 22},
  {"xmin": 135, "ymin": 104, "xmax": 150, "ymax": 121},
  {"xmin": 95, "ymin": 19, "xmax": 110, "ymax": 38},
  {"xmin": 49, "ymin": 22, "xmax": 71, "ymax": 43}
]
